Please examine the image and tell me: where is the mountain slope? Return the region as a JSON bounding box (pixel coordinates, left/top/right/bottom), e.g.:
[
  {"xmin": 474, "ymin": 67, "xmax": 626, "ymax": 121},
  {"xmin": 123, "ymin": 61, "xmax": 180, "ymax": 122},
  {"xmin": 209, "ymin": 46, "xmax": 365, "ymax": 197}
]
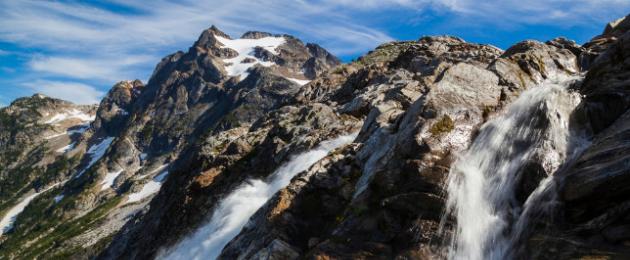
[
  {"xmin": 0, "ymin": 26, "xmax": 340, "ymax": 259},
  {"xmin": 1, "ymin": 14, "xmax": 630, "ymax": 260}
]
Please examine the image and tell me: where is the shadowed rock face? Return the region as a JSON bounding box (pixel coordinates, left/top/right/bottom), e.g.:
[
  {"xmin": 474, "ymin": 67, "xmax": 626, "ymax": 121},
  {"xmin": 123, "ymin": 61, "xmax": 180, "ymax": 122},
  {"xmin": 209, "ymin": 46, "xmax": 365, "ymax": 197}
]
[
  {"xmin": 576, "ymin": 29, "xmax": 630, "ymax": 134},
  {"xmin": 2, "ymin": 14, "xmax": 630, "ymax": 260}
]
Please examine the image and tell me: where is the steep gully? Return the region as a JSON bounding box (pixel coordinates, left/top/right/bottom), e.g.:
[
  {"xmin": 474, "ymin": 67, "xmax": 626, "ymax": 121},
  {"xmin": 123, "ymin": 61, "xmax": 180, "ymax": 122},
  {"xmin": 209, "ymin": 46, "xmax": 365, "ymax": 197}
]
[
  {"xmin": 159, "ymin": 133, "xmax": 358, "ymax": 259},
  {"xmin": 161, "ymin": 77, "xmax": 587, "ymax": 259}
]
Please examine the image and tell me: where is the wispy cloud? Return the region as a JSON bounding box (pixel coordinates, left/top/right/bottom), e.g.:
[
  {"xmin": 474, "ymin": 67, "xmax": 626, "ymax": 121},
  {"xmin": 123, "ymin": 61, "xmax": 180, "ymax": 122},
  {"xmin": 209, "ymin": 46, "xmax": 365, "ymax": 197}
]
[
  {"xmin": 433, "ymin": 0, "xmax": 630, "ymax": 27},
  {"xmin": 0, "ymin": 1, "xmax": 394, "ymax": 55},
  {"xmin": 0, "ymin": 0, "xmax": 628, "ymax": 105},
  {"xmin": 29, "ymin": 55, "xmax": 156, "ymax": 82},
  {"xmin": 0, "ymin": 0, "xmax": 397, "ymax": 105},
  {"xmin": 1, "ymin": 67, "xmax": 16, "ymax": 74},
  {"xmin": 22, "ymin": 80, "xmax": 104, "ymax": 105}
]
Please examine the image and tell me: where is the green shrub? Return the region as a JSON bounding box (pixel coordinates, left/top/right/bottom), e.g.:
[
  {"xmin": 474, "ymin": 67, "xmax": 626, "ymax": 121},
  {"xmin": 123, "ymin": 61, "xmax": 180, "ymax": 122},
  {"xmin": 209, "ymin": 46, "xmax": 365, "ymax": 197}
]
[{"xmin": 430, "ymin": 115, "xmax": 455, "ymax": 136}]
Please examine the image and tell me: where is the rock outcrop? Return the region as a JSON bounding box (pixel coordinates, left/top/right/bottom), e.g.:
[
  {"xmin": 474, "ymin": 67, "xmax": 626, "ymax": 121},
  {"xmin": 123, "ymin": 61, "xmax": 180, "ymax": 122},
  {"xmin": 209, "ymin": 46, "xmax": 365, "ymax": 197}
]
[
  {"xmin": 0, "ymin": 94, "xmax": 95, "ymax": 215},
  {"xmin": 214, "ymin": 33, "xmax": 582, "ymax": 259},
  {"xmin": 0, "ymin": 14, "xmax": 629, "ymax": 260},
  {"xmin": 523, "ymin": 14, "xmax": 630, "ymax": 260},
  {"xmin": 0, "ymin": 26, "xmax": 341, "ymax": 259}
]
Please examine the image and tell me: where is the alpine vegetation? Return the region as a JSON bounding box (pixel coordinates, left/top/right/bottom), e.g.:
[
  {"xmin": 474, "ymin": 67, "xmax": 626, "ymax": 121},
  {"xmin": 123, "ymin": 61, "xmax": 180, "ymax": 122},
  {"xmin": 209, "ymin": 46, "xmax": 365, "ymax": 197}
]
[{"xmin": 0, "ymin": 8, "xmax": 629, "ymax": 260}]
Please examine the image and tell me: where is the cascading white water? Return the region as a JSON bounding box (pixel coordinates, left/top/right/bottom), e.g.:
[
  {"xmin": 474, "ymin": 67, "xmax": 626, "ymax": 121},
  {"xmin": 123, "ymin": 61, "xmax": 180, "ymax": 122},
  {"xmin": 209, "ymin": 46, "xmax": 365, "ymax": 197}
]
[
  {"xmin": 442, "ymin": 76, "xmax": 583, "ymax": 260},
  {"xmin": 159, "ymin": 133, "xmax": 357, "ymax": 260}
]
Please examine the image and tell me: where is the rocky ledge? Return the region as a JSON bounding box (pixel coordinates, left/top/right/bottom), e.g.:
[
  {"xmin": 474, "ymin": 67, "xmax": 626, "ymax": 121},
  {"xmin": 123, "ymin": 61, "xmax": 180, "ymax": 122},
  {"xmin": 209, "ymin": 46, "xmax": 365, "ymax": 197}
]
[{"xmin": 0, "ymin": 14, "xmax": 629, "ymax": 260}]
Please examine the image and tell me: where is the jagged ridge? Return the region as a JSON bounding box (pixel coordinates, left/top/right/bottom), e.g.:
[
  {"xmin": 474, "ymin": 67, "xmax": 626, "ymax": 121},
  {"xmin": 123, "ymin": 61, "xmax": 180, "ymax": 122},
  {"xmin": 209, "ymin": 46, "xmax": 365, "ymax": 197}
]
[{"xmin": 0, "ymin": 14, "xmax": 628, "ymax": 260}]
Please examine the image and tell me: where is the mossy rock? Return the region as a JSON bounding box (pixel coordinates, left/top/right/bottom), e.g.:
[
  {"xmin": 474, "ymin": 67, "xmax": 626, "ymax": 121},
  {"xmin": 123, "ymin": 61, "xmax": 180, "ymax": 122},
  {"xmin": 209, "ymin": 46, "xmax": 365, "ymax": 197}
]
[{"xmin": 429, "ymin": 115, "xmax": 454, "ymax": 136}]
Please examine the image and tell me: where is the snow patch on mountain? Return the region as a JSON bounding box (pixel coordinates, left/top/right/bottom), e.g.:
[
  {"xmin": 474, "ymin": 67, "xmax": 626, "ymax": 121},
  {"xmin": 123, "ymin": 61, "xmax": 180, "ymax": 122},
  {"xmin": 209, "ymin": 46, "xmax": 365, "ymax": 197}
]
[
  {"xmin": 45, "ymin": 125, "xmax": 90, "ymax": 140},
  {"xmin": 44, "ymin": 132, "xmax": 66, "ymax": 140},
  {"xmin": 286, "ymin": 77, "xmax": 311, "ymax": 86},
  {"xmin": 215, "ymin": 35, "xmax": 285, "ymax": 80},
  {"xmin": 67, "ymin": 125, "xmax": 90, "ymax": 135},
  {"xmin": 54, "ymin": 195, "xmax": 64, "ymax": 203},
  {"xmin": 76, "ymin": 137, "xmax": 114, "ymax": 178},
  {"xmin": 135, "ymin": 164, "xmax": 169, "ymax": 180},
  {"xmin": 101, "ymin": 169, "xmax": 123, "ymax": 191},
  {"xmin": 56, "ymin": 142, "xmax": 75, "ymax": 153},
  {"xmin": 126, "ymin": 170, "xmax": 169, "ymax": 204},
  {"xmin": 44, "ymin": 109, "xmax": 95, "ymax": 125}
]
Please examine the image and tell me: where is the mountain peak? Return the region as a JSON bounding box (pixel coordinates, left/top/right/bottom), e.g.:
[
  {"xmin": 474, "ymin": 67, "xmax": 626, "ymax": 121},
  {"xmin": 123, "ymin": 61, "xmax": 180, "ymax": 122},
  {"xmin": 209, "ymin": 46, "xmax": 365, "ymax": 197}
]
[
  {"xmin": 208, "ymin": 25, "xmax": 230, "ymax": 38},
  {"xmin": 3, "ymin": 13, "xmax": 630, "ymax": 260},
  {"xmin": 193, "ymin": 25, "xmax": 231, "ymax": 50},
  {"xmin": 10, "ymin": 93, "xmax": 66, "ymax": 108},
  {"xmin": 241, "ymin": 31, "xmax": 274, "ymax": 39},
  {"xmin": 33, "ymin": 93, "xmax": 47, "ymax": 99},
  {"xmin": 603, "ymin": 14, "xmax": 630, "ymax": 37}
]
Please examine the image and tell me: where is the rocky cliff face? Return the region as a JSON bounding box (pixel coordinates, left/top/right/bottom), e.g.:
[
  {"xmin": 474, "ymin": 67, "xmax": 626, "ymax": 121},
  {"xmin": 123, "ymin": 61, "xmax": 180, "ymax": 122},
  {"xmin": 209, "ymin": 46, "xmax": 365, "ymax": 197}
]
[
  {"xmin": 0, "ymin": 26, "xmax": 340, "ymax": 259},
  {"xmin": 523, "ymin": 15, "xmax": 630, "ymax": 259},
  {"xmin": 0, "ymin": 14, "xmax": 629, "ymax": 260},
  {"xmin": 0, "ymin": 95, "xmax": 95, "ymax": 217}
]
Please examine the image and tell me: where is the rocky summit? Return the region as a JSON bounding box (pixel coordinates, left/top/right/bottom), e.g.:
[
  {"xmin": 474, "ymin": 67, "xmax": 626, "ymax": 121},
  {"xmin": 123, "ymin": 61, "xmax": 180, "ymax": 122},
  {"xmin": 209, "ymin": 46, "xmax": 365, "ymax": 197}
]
[{"xmin": 0, "ymin": 14, "xmax": 630, "ymax": 260}]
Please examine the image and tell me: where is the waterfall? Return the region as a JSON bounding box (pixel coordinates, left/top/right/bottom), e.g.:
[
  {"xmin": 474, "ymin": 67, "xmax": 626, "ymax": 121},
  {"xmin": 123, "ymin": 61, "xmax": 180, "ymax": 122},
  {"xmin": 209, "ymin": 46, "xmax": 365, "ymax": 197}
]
[
  {"xmin": 442, "ymin": 76, "xmax": 584, "ymax": 260},
  {"xmin": 158, "ymin": 133, "xmax": 357, "ymax": 260}
]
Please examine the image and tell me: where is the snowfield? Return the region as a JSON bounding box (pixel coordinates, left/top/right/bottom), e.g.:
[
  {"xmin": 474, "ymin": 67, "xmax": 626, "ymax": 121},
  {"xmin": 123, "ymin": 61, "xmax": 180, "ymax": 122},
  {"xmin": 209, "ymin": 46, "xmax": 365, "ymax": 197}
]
[
  {"xmin": 44, "ymin": 109, "xmax": 95, "ymax": 125},
  {"xmin": 126, "ymin": 170, "xmax": 169, "ymax": 204},
  {"xmin": 45, "ymin": 125, "xmax": 90, "ymax": 140},
  {"xmin": 100, "ymin": 169, "xmax": 123, "ymax": 191},
  {"xmin": 55, "ymin": 142, "xmax": 75, "ymax": 153},
  {"xmin": 54, "ymin": 195, "xmax": 64, "ymax": 203},
  {"xmin": 215, "ymin": 35, "xmax": 285, "ymax": 80},
  {"xmin": 75, "ymin": 137, "xmax": 115, "ymax": 178},
  {"xmin": 286, "ymin": 77, "xmax": 311, "ymax": 86}
]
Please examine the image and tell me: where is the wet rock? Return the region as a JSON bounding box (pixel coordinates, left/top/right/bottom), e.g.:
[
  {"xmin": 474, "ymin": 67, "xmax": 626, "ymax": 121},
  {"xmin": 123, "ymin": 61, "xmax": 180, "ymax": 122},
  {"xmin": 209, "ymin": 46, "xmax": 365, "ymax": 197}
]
[
  {"xmin": 561, "ymin": 110, "xmax": 630, "ymax": 222},
  {"xmin": 490, "ymin": 40, "xmax": 578, "ymax": 92}
]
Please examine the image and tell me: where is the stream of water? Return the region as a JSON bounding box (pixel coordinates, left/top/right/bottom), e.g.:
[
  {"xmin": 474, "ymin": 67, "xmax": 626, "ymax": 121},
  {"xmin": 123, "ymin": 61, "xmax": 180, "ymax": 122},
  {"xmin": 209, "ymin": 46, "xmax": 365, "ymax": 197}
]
[
  {"xmin": 442, "ymin": 76, "xmax": 584, "ymax": 260},
  {"xmin": 159, "ymin": 133, "xmax": 357, "ymax": 260}
]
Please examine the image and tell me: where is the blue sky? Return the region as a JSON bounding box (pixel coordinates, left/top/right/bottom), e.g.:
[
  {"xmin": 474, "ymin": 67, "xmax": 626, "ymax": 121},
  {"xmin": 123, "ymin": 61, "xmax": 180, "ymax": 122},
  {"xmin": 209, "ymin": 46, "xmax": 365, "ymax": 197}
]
[{"xmin": 1, "ymin": 0, "xmax": 629, "ymax": 106}]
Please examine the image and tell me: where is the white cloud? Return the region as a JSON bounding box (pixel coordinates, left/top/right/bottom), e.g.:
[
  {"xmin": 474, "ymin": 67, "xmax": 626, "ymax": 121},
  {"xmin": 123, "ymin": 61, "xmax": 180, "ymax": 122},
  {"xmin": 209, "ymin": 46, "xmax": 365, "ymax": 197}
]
[
  {"xmin": 0, "ymin": 0, "xmax": 626, "ymax": 61},
  {"xmin": 0, "ymin": 0, "xmax": 629, "ymax": 106},
  {"xmin": 0, "ymin": 1, "xmax": 394, "ymax": 55},
  {"xmin": 436, "ymin": 0, "xmax": 630, "ymax": 27},
  {"xmin": 324, "ymin": 0, "xmax": 630, "ymax": 27},
  {"xmin": 23, "ymin": 80, "xmax": 105, "ymax": 105},
  {"xmin": 29, "ymin": 55, "xmax": 155, "ymax": 82},
  {"xmin": 0, "ymin": 0, "xmax": 396, "ymax": 88}
]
